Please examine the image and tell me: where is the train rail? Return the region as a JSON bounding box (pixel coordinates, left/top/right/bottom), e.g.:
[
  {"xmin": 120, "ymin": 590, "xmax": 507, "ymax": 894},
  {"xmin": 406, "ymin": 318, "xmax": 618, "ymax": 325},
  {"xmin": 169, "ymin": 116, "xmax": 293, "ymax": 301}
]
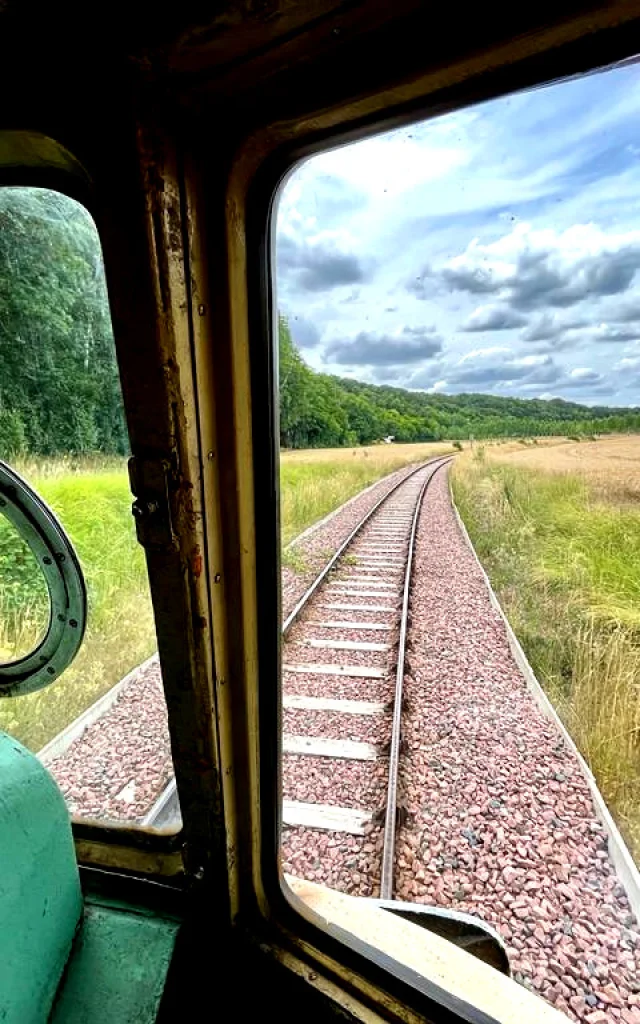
[
  {"xmin": 39, "ymin": 456, "xmax": 640, "ymax": 1019},
  {"xmin": 280, "ymin": 456, "xmax": 451, "ymax": 897},
  {"xmin": 146, "ymin": 456, "xmax": 450, "ymax": 837},
  {"xmin": 42, "ymin": 457, "xmax": 450, "ymax": 856}
]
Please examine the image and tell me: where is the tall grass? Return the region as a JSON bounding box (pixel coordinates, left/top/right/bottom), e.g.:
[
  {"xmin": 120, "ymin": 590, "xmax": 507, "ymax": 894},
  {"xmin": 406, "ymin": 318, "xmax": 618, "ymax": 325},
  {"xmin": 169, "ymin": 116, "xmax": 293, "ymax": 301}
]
[
  {"xmin": 280, "ymin": 443, "xmax": 451, "ymax": 545},
  {"xmin": 452, "ymin": 456, "xmax": 640, "ymax": 860},
  {"xmin": 0, "ymin": 458, "xmax": 156, "ymax": 751},
  {"xmin": 1, "ymin": 444, "xmax": 450, "ymax": 749}
]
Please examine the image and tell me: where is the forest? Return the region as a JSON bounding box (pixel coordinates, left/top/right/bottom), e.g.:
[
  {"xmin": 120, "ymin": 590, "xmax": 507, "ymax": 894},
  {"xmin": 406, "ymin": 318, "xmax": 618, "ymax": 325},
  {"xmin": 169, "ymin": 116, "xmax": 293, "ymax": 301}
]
[
  {"xmin": 1, "ymin": 187, "xmax": 639, "ymax": 456},
  {"xmin": 278, "ymin": 318, "xmax": 640, "ymax": 447}
]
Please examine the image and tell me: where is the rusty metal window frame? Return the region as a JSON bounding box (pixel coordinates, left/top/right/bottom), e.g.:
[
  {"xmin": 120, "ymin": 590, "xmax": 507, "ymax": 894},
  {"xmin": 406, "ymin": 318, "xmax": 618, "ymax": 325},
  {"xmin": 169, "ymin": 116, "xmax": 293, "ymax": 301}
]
[{"xmin": 0, "ymin": 136, "xmax": 186, "ymax": 881}]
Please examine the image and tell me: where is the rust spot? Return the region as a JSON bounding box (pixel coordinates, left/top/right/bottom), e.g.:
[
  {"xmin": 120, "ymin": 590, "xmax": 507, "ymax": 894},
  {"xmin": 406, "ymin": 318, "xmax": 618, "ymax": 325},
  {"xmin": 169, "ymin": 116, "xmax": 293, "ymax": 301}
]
[{"xmin": 191, "ymin": 546, "xmax": 203, "ymax": 577}]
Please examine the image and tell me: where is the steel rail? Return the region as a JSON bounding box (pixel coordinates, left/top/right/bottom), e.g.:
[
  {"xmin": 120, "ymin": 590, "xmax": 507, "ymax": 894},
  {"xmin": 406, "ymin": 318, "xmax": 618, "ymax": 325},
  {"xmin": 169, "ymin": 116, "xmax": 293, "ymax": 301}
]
[
  {"xmin": 282, "ymin": 455, "xmax": 453, "ymax": 637},
  {"xmin": 379, "ymin": 457, "xmax": 452, "ymax": 900},
  {"xmin": 145, "ymin": 456, "xmax": 453, "ymax": 829}
]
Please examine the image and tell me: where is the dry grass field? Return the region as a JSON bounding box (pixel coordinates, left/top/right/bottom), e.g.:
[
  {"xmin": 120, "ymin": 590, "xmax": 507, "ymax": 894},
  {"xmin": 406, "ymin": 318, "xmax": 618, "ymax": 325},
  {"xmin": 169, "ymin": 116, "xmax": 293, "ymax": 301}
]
[{"xmin": 452, "ymin": 435, "xmax": 640, "ymax": 861}]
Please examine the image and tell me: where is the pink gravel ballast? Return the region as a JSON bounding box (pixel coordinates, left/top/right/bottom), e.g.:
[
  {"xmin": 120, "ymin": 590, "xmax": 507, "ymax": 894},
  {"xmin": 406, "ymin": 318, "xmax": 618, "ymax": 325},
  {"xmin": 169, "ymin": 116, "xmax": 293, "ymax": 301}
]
[{"xmin": 395, "ymin": 465, "xmax": 639, "ymax": 1024}]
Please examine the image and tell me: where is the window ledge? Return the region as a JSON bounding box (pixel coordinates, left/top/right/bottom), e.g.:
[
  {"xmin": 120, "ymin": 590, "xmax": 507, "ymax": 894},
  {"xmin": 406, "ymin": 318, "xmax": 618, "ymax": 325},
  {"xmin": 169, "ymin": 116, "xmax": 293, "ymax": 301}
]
[{"xmin": 287, "ymin": 876, "xmax": 570, "ymax": 1024}]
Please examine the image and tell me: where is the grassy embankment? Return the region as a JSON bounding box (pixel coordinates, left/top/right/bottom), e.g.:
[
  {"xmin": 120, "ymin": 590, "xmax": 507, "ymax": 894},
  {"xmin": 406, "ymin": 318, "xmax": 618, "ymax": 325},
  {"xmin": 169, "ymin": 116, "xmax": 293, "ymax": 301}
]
[
  {"xmin": 1, "ymin": 442, "xmax": 451, "ymax": 749},
  {"xmin": 451, "ymin": 436, "xmax": 640, "ymax": 861},
  {"xmin": 280, "ymin": 441, "xmax": 452, "ymax": 546}
]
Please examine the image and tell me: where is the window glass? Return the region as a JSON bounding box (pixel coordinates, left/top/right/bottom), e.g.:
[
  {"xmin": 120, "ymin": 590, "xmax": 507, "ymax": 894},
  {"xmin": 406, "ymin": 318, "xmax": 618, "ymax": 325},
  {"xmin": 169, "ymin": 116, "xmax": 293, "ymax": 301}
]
[
  {"xmin": 276, "ymin": 60, "xmax": 640, "ymax": 1018},
  {"xmin": 0, "ymin": 188, "xmax": 176, "ymax": 830}
]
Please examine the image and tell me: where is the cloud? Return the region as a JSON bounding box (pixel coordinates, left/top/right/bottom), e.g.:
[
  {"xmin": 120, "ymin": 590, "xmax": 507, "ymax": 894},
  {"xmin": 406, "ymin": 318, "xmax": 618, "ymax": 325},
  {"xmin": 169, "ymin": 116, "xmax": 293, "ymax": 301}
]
[
  {"xmin": 406, "ymin": 267, "xmax": 435, "ymax": 299},
  {"xmin": 439, "ymin": 222, "xmax": 640, "ymax": 312},
  {"xmin": 326, "ymin": 326, "xmax": 443, "ymax": 366},
  {"xmin": 559, "ymin": 367, "xmax": 610, "ymax": 391},
  {"xmin": 461, "ymin": 304, "xmax": 527, "ymax": 332},
  {"xmin": 278, "ymin": 234, "xmax": 368, "ymax": 292},
  {"xmin": 289, "ymin": 316, "xmax": 322, "ymax": 349},
  {"xmin": 521, "ymin": 312, "xmax": 585, "ymax": 343},
  {"xmin": 521, "ymin": 315, "xmax": 640, "ymax": 349},
  {"xmin": 443, "ymin": 349, "xmax": 561, "ymax": 390},
  {"xmin": 583, "ymin": 323, "xmax": 640, "ymax": 344}
]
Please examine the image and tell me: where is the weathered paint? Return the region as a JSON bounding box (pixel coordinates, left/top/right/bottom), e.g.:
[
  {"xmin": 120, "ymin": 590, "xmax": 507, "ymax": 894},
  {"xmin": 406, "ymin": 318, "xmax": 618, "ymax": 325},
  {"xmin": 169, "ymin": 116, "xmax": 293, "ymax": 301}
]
[
  {"xmin": 51, "ymin": 903, "xmax": 179, "ymax": 1023},
  {"xmin": 0, "ymin": 732, "xmax": 82, "ymax": 1022}
]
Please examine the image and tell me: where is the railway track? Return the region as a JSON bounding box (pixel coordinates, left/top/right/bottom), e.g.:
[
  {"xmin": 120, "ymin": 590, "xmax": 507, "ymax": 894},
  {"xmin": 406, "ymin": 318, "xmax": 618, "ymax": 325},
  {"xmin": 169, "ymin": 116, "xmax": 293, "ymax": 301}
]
[
  {"xmin": 43, "ymin": 457, "xmax": 450, "ymax": 874},
  {"xmin": 280, "ymin": 455, "xmax": 451, "ymax": 897},
  {"xmin": 138, "ymin": 456, "xmax": 450, "ymax": 844}
]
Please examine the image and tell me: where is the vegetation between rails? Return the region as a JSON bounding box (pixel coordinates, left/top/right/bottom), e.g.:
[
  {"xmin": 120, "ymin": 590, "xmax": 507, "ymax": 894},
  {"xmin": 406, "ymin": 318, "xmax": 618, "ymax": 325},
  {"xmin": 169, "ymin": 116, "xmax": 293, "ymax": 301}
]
[{"xmin": 451, "ymin": 441, "xmax": 640, "ymax": 862}]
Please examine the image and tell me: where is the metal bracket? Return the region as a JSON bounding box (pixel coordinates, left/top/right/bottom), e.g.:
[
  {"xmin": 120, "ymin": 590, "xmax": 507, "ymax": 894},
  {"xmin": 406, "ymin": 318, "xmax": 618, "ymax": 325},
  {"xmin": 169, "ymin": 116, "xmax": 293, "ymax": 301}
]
[{"xmin": 128, "ymin": 457, "xmax": 176, "ymax": 550}]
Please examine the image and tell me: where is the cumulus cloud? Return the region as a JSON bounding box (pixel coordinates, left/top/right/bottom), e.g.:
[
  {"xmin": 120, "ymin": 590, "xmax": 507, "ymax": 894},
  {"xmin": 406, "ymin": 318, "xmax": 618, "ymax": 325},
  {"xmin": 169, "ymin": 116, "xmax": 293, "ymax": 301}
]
[
  {"xmin": 278, "ymin": 233, "xmax": 368, "ymax": 292},
  {"xmin": 276, "ymin": 62, "xmax": 640, "ymax": 406},
  {"xmin": 326, "ymin": 326, "xmax": 443, "ymax": 366},
  {"xmin": 521, "ymin": 313, "xmax": 586, "ymax": 343},
  {"xmin": 461, "ymin": 305, "xmax": 527, "ymax": 332},
  {"xmin": 443, "ymin": 348, "xmax": 561, "ymax": 390},
  {"xmin": 521, "ymin": 315, "xmax": 640, "ymax": 350},
  {"xmin": 440, "ymin": 223, "xmax": 640, "ymax": 312},
  {"xmin": 583, "ymin": 323, "xmax": 640, "ymax": 344}
]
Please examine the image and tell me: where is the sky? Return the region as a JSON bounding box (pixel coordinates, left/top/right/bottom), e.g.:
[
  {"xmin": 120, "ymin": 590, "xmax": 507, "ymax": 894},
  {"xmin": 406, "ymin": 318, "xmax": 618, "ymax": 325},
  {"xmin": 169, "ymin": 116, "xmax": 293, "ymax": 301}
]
[{"xmin": 275, "ymin": 60, "xmax": 640, "ymax": 407}]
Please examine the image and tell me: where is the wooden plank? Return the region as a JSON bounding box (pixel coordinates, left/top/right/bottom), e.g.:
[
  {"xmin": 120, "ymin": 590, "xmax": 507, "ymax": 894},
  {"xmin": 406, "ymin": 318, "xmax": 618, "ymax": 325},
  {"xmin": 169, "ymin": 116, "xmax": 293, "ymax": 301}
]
[
  {"xmin": 283, "ymin": 734, "xmax": 377, "ymax": 760},
  {"xmin": 283, "ymin": 663, "xmax": 387, "ymax": 679},
  {"xmin": 299, "ymin": 638, "xmax": 390, "ymax": 651},
  {"xmin": 283, "ymin": 695, "xmax": 385, "ymax": 714},
  {"xmin": 282, "ymin": 800, "xmax": 372, "ymax": 834}
]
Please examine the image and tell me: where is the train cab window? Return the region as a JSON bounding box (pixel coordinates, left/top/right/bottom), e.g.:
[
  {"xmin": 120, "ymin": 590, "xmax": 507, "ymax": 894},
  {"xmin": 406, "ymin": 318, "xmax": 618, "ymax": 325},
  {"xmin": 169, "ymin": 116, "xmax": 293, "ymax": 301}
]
[
  {"xmin": 275, "ymin": 57, "xmax": 640, "ymax": 1020},
  {"xmin": 0, "ymin": 187, "xmax": 177, "ymax": 831}
]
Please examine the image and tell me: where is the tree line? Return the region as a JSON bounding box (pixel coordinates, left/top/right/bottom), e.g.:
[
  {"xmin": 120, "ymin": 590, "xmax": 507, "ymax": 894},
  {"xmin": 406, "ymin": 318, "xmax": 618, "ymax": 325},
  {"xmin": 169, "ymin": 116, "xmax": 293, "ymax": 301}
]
[
  {"xmin": 279, "ymin": 317, "xmax": 640, "ymax": 447},
  {"xmin": 0, "ymin": 189, "xmax": 127, "ymax": 457},
  {"xmin": 0, "ymin": 188, "xmax": 639, "ymax": 458}
]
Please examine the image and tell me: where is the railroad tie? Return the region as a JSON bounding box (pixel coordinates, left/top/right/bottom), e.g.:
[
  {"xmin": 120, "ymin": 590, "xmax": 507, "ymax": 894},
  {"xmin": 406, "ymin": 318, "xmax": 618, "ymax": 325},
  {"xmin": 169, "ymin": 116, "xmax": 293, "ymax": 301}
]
[
  {"xmin": 296, "ymin": 638, "xmax": 390, "ymax": 651},
  {"xmin": 282, "ymin": 801, "xmax": 372, "ymax": 834},
  {"xmin": 283, "ymin": 662, "xmax": 387, "ymax": 679},
  {"xmin": 307, "ymin": 620, "xmax": 393, "ymax": 630},
  {"xmin": 330, "ymin": 580, "xmax": 396, "ymax": 588},
  {"xmin": 283, "ymin": 735, "xmax": 377, "ymax": 760},
  {"xmin": 319, "ymin": 601, "xmax": 396, "ymax": 612},
  {"xmin": 283, "ymin": 695, "xmax": 385, "ymax": 714},
  {"xmin": 328, "ymin": 589, "xmax": 398, "ymax": 599}
]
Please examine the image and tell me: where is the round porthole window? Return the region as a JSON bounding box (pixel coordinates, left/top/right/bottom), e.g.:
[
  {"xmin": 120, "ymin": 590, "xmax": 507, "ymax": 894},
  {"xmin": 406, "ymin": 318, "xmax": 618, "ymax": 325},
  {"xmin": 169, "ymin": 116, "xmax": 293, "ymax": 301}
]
[{"xmin": 0, "ymin": 461, "xmax": 87, "ymax": 696}]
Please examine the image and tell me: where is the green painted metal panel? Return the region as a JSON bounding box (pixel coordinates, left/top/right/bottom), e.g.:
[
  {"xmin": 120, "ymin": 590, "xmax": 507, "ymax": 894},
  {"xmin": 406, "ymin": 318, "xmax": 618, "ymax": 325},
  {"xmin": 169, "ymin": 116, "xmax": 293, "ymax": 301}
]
[
  {"xmin": 0, "ymin": 732, "xmax": 82, "ymax": 1022},
  {"xmin": 51, "ymin": 903, "xmax": 180, "ymax": 1023}
]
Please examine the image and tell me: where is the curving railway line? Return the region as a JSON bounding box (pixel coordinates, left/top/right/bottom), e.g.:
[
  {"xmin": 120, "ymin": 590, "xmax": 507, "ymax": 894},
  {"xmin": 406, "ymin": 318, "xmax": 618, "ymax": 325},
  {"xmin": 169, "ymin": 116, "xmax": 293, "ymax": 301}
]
[
  {"xmin": 42, "ymin": 457, "xmax": 450, "ymax": 847},
  {"xmin": 148, "ymin": 455, "xmax": 451, "ymax": 840},
  {"xmin": 39, "ymin": 456, "xmax": 640, "ymax": 1021},
  {"xmin": 280, "ymin": 456, "xmax": 451, "ymax": 897}
]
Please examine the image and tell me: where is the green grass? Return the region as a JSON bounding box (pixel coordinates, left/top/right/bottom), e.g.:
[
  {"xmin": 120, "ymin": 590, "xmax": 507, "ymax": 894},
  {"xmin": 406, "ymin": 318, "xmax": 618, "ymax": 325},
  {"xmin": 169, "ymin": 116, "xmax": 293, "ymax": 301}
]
[
  {"xmin": 1, "ymin": 446, "xmax": 449, "ymax": 750},
  {"xmin": 452, "ymin": 458, "xmax": 640, "ymax": 861},
  {"xmin": 280, "ymin": 442, "xmax": 451, "ymax": 546},
  {"xmin": 0, "ymin": 458, "xmax": 156, "ymax": 751}
]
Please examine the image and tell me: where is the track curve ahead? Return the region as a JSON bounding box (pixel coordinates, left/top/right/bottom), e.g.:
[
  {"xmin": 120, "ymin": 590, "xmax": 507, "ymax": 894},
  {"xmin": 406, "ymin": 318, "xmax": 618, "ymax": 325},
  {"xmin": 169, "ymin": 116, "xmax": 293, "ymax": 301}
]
[{"xmin": 281, "ymin": 456, "xmax": 451, "ymax": 897}]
